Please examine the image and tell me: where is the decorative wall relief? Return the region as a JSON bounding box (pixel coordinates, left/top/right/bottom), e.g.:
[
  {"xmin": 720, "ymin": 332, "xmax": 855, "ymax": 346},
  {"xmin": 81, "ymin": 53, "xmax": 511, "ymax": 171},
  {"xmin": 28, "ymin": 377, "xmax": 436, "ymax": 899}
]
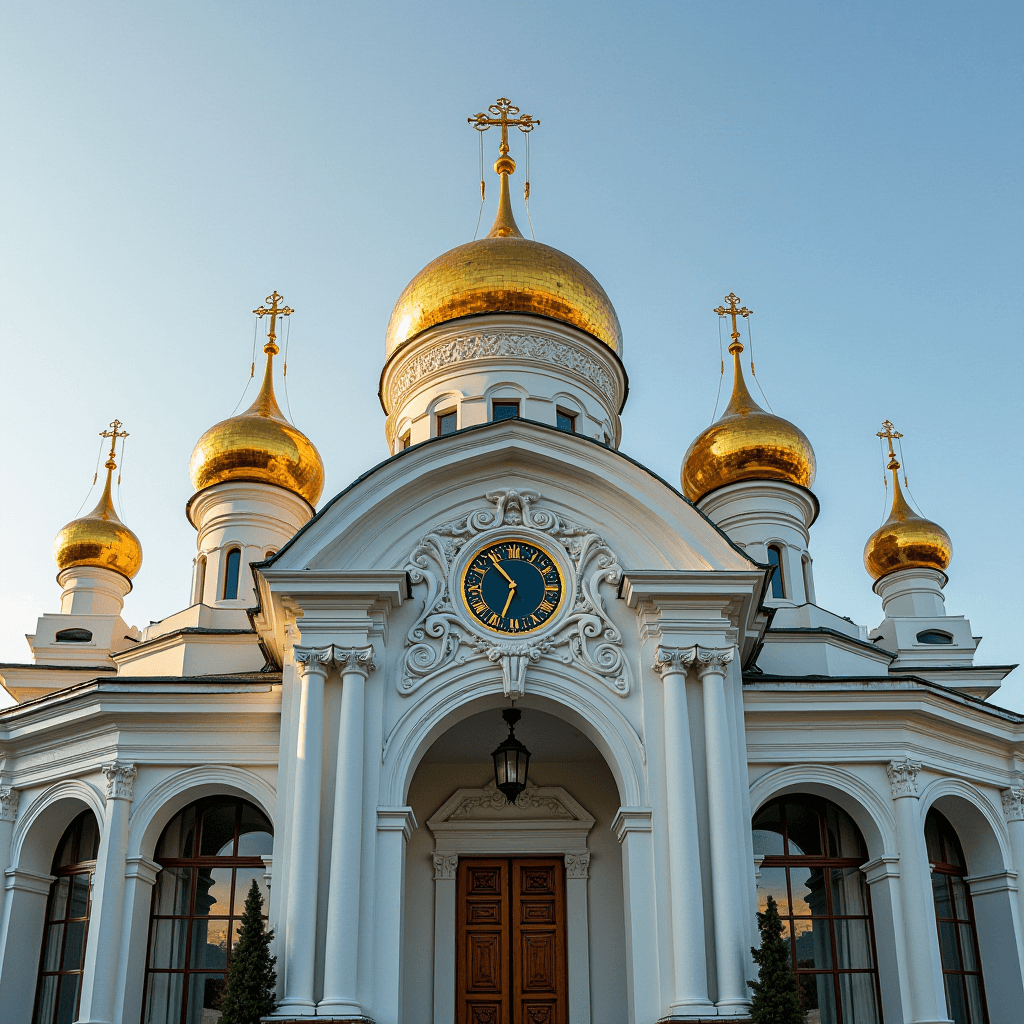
[{"xmin": 400, "ymin": 489, "xmax": 632, "ymax": 697}]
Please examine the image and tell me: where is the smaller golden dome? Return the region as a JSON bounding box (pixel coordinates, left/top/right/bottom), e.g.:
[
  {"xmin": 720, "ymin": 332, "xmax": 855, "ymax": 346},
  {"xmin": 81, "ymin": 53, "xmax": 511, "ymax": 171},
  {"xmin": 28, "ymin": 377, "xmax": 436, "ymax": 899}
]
[
  {"xmin": 54, "ymin": 423, "xmax": 142, "ymax": 581},
  {"xmin": 682, "ymin": 343, "xmax": 815, "ymax": 504},
  {"xmin": 189, "ymin": 302, "xmax": 324, "ymax": 508},
  {"xmin": 864, "ymin": 431, "xmax": 951, "ymax": 580}
]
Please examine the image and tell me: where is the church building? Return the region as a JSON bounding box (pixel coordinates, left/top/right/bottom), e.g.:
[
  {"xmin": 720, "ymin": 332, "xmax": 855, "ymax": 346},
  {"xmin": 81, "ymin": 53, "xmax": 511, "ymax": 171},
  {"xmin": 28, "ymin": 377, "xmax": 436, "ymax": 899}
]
[{"xmin": 1, "ymin": 98, "xmax": 1021, "ymax": 1024}]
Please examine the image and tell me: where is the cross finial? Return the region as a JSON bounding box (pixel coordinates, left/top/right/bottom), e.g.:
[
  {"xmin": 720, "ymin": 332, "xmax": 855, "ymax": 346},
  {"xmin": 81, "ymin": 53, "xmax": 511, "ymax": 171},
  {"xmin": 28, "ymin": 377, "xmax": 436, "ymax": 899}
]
[
  {"xmin": 877, "ymin": 419, "xmax": 904, "ymax": 470},
  {"xmin": 468, "ymin": 98, "xmax": 539, "ymax": 162},
  {"xmin": 99, "ymin": 419, "xmax": 128, "ymax": 471},
  {"xmin": 253, "ymin": 291, "xmax": 294, "ymax": 355},
  {"xmin": 713, "ymin": 293, "xmax": 752, "ymax": 353}
]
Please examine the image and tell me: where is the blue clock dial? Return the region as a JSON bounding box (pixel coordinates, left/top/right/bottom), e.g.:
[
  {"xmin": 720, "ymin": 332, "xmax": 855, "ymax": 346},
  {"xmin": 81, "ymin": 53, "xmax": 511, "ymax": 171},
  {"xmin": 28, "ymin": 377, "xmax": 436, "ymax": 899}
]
[{"xmin": 461, "ymin": 540, "xmax": 564, "ymax": 634}]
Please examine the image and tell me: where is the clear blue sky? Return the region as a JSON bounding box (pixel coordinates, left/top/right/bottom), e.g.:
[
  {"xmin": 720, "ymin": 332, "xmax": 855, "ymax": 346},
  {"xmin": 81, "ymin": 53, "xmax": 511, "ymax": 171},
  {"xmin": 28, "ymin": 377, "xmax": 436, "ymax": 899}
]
[{"xmin": 2, "ymin": 3, "xmax": 1022, "ymax": 702}]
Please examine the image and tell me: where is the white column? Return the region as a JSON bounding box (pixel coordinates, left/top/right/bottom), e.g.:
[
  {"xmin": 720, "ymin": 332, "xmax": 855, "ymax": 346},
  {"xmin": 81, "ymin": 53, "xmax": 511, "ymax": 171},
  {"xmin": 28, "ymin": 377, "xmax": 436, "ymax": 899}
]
[
  {"xmin": 654, "ymin": 646, "xmax": 713, "ymax": 1015},
  {"xmin": 1002, "ymin": 787, "xmax": 1024, "ymax": 944},
  {"xmin": 0, "ymin": 788, "xmax": 18, "ymax": 920},
  {"xmin": 613, "ymin": 808, "xmax": 661, "ymax": 1024},
  {"xmin": 698, "ymin": 646, "xmax": 748, "ymax": 1014},
  {"xmin": 279, "ymin": 645, "xmax": 331, "ymax": 1016},
  {"xmin": 0, "ymin": 867, "xmax": 53, "ymax": 1016},
  {"xmin": 77, "ymin": 760, "xmax": 137, "ymax": 1024},
  {"xmin": 320, "ymin": 645, "xmax": 375, "ymax": 1017},
  {"xmin": 114, "ymin": 856, "xmax": 161, "ymax": 1024},
  {"xmin": 432, "ymin": 853, "xmax": 458, "ymax": 1024},
  {"xmin": 372, "ymin": 807, "xmax": 417, "ymax": 1024},
  {"xmin": 565, "ymin": 852, "xmax": 593, "ymax": 1024},
  {"xmin": 887, "ymin": 759, "xmax": 953, "ymax": 1024}
]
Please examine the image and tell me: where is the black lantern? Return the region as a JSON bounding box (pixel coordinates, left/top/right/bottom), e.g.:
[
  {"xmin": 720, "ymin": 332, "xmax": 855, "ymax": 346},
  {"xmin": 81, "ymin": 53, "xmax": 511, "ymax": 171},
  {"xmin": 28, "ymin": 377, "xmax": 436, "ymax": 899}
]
[{"xmin": 491, "ymin": 707, "xmax": 531, "ymax": 804}]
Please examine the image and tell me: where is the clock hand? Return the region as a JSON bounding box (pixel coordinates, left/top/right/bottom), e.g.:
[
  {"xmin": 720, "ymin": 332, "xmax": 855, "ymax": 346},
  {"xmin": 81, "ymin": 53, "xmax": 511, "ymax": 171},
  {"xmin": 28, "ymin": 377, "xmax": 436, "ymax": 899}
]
[
  {"xmin": 501, "ymin": 586, "xmax": 516, "ymax": 617},
  {"xmin": 489, "ymin": 556, "xmax": 515, "ymax": 585}
]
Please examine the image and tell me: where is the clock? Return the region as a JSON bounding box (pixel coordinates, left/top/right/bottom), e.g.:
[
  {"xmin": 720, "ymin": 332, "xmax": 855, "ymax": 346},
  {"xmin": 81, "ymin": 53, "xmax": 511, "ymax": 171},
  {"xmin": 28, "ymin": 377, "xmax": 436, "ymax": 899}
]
[{"xmin": 461, "ymin": 539, "xmax": 565, "ymax": 635}]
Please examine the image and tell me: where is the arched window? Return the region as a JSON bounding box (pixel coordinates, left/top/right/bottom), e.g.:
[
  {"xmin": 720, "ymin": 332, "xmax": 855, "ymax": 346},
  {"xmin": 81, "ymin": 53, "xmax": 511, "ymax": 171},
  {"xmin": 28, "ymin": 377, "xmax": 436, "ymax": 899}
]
[
  {"xmin": 222, "ymin": 549, "xmax": 241, "ymax": 601},
  {"xmin": 753, "ymin": 796, "xmax": 882, "ymax": 1024},
  {"xmin": 142, "ymin": 797, "xmax": 273, "ymax": 1024},
  {"xmin": 767, "ymin": 545, "xmax": 785, "ymax": 598},
  {"xmin": 802, "ymin": 556, "xmax": 813, "ymax": 604},
  {"xmin": 925, "ymin": 808, "xmax": 988, "ymax": 1024},
  {"xmin": 32, "ymin": 810, "xmax": 100, "ymax": 1024},
  {"xmin": 194, "ymin": 555, "xmax": 206, "ymax": 606}
]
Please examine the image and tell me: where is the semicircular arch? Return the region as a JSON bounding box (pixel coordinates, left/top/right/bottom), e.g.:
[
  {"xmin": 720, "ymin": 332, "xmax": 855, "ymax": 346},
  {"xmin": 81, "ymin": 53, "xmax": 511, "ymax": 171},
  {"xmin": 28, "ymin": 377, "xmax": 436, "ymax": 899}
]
[
  {"xmin": 918, "ymin": 776, "xmax": 1011, "ymax": 875},
  {"xmin": 749, "ymin": 764, "xmax": 897, "ymax": 860},
  {"xmin": 12, "ymin": 779, "xmax": 106, "ymax": 872}
]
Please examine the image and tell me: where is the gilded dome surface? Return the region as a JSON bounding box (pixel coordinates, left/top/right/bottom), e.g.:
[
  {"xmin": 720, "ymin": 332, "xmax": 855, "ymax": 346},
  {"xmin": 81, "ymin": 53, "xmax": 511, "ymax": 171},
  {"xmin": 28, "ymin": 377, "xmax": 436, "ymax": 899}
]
[
  {"xmin": 189, "ymin": 352, "xmax": 324, "ymax": 507},
  {"xmin": 385, "ymin": 168, "xmax": 621, "ymax": 357},
  {"xmin": 864, "ymin": 470, "xmax": 951, "ymax": 581},
  {"xmin": 682, "ymin": 351, "xmax": 815, "ymax": 503},
  {"xmin": 54, "ymin": 470, "xmax": 142, "ymax": 581}
]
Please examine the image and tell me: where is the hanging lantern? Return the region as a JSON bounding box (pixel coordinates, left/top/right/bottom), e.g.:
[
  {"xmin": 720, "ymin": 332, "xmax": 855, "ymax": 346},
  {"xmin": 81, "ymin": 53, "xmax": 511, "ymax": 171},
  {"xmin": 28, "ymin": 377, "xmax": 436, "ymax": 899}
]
[{"xmin": 491, "ymin": 707, "xmax": 531, "ymax": 804}]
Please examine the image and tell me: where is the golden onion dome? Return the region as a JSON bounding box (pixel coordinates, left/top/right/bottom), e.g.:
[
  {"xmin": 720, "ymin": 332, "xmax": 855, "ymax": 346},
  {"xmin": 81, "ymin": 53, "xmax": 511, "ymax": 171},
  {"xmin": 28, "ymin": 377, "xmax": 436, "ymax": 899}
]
[
  {"xmin": 385, "ymin": 154, "xmax": 621, "ymax": 359},
  {"xmin": 864, "ymin": 436, "xmax": 951, "ymax": 581},
  {"xmin": 189, "ymin": 310, "xmax": 324, "ymax": 508},
  {"xmin": 682, "ymin": 343, "xmax": 815, "ymax": 503},
  {"xmin": 54, "ymin": 424, "xmax": 142, "ymax": 581}
]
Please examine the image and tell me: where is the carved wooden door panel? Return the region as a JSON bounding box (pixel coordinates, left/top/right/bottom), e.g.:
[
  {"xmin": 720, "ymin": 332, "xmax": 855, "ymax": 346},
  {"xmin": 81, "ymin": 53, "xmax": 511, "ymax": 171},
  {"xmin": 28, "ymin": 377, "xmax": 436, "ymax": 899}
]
[{"xmin": 456, "ymin": 858, "xmax": 567, "ymax": 1024}]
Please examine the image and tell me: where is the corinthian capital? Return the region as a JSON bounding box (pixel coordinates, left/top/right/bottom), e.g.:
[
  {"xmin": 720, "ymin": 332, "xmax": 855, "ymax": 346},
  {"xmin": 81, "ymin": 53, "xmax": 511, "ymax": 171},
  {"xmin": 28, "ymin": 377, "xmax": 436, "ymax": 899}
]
[
  {"xmin": 887, "ymin": 759, "xmax": 922, "ymax": 799},
  {"xmin": 695, "ymin": 646, "xmax": 735, "ymax": 677},
  {"xmin": 334, "ymin": 645, "xmax": 377, "ymax": 677},
  {"xmin": 0, "ymin": 787, "xmax": 18, "ymax": 823},
  {"xmin": 653, "ymin": 646, "xmax": 697, "ymax": 676},
  {"xmin": 294, "ymin": 645, "xmax": 334, "ymax": 674},
  {"xmin": 1002, "ymin": 787, "xmax": 1024, "ymax": 822},
  {"xmin": 102, "ymin": 760, "xmax": 138, "ymax": 802}
]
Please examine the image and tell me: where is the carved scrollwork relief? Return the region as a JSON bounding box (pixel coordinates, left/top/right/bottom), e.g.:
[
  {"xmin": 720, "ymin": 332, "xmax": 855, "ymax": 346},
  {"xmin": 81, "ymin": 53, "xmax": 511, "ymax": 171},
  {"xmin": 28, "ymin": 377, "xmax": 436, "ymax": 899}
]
[
  {"xmin": 102, "ymin": 761, "xmax": 138, "ymax": 802},
  {"xmin": 400, "ymin": 489, "xmax": 631, "ymax": 698},
  {"xmin": 887, "ymin": 758, "xmax": 922, "ymax": 799},
  {"xmin": 564, "ymin": 852, "xmax": 591, "ymax": 879}
]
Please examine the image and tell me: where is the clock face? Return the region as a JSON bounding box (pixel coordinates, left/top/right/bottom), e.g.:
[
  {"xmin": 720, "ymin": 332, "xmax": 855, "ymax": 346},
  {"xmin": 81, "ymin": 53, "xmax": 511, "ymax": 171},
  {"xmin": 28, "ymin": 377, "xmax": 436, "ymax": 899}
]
[{"xmin": 461, "ymin": 539, "xmax": 565, "ymax": 635}]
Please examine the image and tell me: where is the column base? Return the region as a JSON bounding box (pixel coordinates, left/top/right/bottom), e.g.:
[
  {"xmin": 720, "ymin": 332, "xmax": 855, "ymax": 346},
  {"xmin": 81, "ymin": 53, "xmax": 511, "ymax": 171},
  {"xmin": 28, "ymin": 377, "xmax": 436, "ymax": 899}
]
[
  {"xmin": 268, "ymin": 1018, "xmax": 374, "ymax": 1024},
  {"xmin": 268, "ymin": 998, "xmax": 317, "ymax": 1018}
]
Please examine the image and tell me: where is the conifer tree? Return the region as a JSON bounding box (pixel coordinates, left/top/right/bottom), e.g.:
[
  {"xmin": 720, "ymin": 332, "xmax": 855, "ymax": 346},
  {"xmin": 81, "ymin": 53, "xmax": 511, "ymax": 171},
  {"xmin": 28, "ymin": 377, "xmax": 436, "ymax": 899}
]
[
  {"xmin": 218, "ymin": 879, "xmax": 278, "ymax": 1024},
  {"xmin": 748, "ymin": 893, "xmax": 803, "ymax": 1024}
]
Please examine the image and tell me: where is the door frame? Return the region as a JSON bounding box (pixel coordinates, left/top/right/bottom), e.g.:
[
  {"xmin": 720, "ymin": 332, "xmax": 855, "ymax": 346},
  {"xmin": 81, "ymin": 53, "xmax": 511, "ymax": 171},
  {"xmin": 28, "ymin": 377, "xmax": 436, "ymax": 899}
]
[{"xmin": 427, "ymin": 781, "xmax": 595, "ymax": 1024}]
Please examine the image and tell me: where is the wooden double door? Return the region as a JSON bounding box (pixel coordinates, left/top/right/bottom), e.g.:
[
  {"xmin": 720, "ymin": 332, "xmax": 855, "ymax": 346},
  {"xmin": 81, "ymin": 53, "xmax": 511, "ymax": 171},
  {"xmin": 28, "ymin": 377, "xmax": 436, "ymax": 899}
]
[{"xmin": 456, "ymin": 857, "xmax": 568, "ymax": 1024}]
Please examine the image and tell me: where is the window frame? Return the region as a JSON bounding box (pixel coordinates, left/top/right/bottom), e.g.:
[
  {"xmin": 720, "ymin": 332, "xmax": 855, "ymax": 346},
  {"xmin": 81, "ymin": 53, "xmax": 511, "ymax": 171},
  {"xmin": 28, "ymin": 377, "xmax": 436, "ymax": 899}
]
[
  {"xmin": 222, "ymin": 548, "xmax": 241, "ymax": 601},
  {"xmin": 766, "ymin": 544, "xmax": 785, "ymax": 599},
  {"xmin": 437, "ymin": 410, "xmax": 458, "ymax": 436},
  {"xmin": 491, "ymin": 399, "xmax": 520, "ymax": 422},
  {"xmin": 753, "ymin": 795, "xmax": 884, "ymax": 1024},
  {"xmin": 556, "ymin": 409, "xmax": 576, "ymax": 433}
]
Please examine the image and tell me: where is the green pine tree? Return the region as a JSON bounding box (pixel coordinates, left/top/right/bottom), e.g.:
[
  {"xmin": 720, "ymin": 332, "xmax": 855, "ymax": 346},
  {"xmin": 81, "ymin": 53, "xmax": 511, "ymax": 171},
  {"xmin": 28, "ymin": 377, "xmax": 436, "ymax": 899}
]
[
  {"xmin": 218, "ymin": 879, "xmax": 278, "ymax": 1024},
  {"xmin": 748, "ymin": 893, "xmax": 803, "ymax": 1024}
]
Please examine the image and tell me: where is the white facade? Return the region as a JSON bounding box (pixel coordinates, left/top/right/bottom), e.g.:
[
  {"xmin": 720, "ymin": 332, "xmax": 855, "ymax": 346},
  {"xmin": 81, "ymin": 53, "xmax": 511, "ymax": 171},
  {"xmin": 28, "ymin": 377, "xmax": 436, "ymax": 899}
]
[{"xmin": 2, "ymin": 276, "xmax": 1021, "ymax": 1024}]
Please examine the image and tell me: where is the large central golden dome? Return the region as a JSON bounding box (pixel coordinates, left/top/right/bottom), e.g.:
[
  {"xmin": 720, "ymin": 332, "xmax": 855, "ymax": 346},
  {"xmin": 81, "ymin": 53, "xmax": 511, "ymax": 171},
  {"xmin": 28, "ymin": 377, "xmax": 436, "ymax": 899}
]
[{"xmin": 385, "ymin": 158, "xmax": 621, "ymax": 357}]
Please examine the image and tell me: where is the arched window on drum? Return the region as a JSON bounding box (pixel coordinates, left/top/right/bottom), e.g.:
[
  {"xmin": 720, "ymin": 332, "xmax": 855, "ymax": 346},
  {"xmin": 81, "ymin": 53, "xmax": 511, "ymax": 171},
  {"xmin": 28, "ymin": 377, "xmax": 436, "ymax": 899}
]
[
  {"xmin": 752, "ymin": 795, "xmax": 883, "ymax": 1024},
  {"xmin": 141, "ymin": 796, "xmax": 273, "ymax": 1024},
  {"xmin": 32, "ymin": 810, "xmax": 101, "ymax": 1024}
]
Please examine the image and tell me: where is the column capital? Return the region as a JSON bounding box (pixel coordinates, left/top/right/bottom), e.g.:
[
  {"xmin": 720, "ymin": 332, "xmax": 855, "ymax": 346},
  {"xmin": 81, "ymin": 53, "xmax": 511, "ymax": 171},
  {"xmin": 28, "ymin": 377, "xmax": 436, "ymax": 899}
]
[
  {"xmin": 887, "ymin": 758, "xmax": 922, "ymax": 799},
  {"xmin": 334, "ymin": 644, "xmax": 377, "ymax": 677},
  {"xmin": 101, "ymin": 760, "xmax": 137, "ymax": 802},
  {"xmin": 1002, "ymin": 786, "xmax": 1024, "ymax": 822},
  {"xmin": 611, "ymin": 807, "xmax": 653, "ymax": 843},
  {"xmin": 0, "ymin": 786, "xmax": 19, "ymax": 823},
  {"xmin": 653, "ymin": 645, "xmax": 697, "ymax": 676},
  {"xmin": 694, "ymin": 645, "xmax": 735, "ymax": 678},
  {"xmin": 377, "ymin": 806, "xmax": 418, "ymax": 842},
  {"xmin": 564, "ymin": 852, "xmax": 591, "ymax": 879},
  {"xmin": 433, "ymin": 853, "xmax": 458, "ymax": 880},
  {"xmin": 294, "ymin": 644, "xmax": 334, "ymax": 675}
]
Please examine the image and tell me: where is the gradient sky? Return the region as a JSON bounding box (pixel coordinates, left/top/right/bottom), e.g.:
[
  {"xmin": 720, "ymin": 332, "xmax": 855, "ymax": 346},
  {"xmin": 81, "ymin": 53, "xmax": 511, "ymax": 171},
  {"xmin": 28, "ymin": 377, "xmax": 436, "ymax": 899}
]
[{"xmin": 2, "ymin": 3, "xmax": 1021, "ymax": 704}]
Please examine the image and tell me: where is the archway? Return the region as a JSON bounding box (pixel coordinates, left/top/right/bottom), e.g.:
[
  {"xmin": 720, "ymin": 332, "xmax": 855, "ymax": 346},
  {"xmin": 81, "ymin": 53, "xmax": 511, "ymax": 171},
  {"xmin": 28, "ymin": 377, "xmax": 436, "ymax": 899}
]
[{"xmin": 403, "ymin": 704, "xmax": 627, "ymax": 1024}]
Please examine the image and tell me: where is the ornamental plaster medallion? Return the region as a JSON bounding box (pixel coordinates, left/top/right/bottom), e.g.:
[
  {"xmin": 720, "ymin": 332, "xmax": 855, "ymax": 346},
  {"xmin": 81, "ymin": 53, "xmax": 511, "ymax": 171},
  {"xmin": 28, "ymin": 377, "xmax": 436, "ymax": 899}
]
[{"xmin": 400, "ymin": 489, "xmax": 632, "ymax": 697}]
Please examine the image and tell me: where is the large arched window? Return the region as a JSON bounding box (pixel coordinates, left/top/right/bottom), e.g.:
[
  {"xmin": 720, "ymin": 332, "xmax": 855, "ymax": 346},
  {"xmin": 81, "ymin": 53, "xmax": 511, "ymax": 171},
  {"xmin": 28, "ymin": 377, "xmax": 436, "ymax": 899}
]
[
  {"xmin": 766, "ymin": 545, "xmax": 785, "ymax": 598},
  {"xmin": 142, "ymin": 797, "xmax": 273, "ymax": 1024},
  {"xmin": 753, "ymin": 796, "xmax": 882, "ymax": 1024},
  {"xmin": 32, "ymin": 810, "xmax": 100, "ymax": 1024},
  {"xmin": 926, "ymin": 808, "xmax": 988, "ymax": 1024},
  {"xmin": 222, "ymin": 549, "xmax": 241, "ymax": 601}
]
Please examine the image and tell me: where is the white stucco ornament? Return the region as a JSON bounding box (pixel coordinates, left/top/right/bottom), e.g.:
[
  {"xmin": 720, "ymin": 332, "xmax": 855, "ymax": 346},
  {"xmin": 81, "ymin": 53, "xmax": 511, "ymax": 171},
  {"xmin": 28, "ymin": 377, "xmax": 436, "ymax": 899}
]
[{"xmin": 400, "ymin": 488, "xmax": 632, "ymax": 697}]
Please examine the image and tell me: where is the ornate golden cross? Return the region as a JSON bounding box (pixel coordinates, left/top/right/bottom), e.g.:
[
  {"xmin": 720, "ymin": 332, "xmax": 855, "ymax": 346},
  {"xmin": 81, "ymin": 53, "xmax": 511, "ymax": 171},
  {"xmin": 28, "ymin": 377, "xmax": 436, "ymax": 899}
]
[
  {"xmin": 254, "ymin": 291, "xmax": 294, "ymax": 352},
  {"xmin": 468, "ymin": 98, "xmax": 540, "ymax": 156},
  {"xmin": 713, "ymin": 293, "xmax": 752, "ymax": 351},
  {"xmin": 877, "ymin": 419, "xmax": 904, "ymax": 467},
  {"xmin": 99, "ymin": 419, "xmax": 128, "ymax": 467}
]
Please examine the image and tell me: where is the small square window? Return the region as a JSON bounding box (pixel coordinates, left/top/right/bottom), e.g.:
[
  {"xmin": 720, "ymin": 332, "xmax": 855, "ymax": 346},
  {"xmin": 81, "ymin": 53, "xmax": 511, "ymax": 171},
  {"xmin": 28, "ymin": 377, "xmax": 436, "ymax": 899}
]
[
  {"xmin": 492, "ymin": 400, "xmax": 520, "ymax": 422},
  {"xmin": 556, "ymin": 410, "xmax": 576, "ymax": 433},
  {"xmin": 437, "ymin": 411, "xmax": 457, "ymax": 436}
]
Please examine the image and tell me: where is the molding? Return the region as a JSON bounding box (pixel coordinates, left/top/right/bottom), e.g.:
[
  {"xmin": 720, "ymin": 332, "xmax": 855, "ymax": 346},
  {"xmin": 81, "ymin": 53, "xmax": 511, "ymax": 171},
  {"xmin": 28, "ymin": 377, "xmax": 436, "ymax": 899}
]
[
  {"xmin": 432, "ymin": 853, "xmax": 458, "ymax": 880},
  {"xmin": 0, "ymin": 787, "xmax": 18, "ymax": 823},
  {"xmin": 861, "ymin": 855, "xmax": 901, "ymax": 885},
  {"xmin": 965, "ymin": 869, "xmax": 1018, "ymax": 896},
  {"xmin": 124, "ymin": 855, "xmax": 161, "ymax": 886},
  {"xmin": 612, "ymin": 807, "xmax": 653, "ymax": 843},
  {"xmin": 101, "ymin": 760, "xmax": 138, "ymax": 801},
  {"xmin": 1002, "ymin": 787, "xmax": 1024, "ymax": 822},
  {"xmin": 377, "ymin": 806, "xmax": 418, "ymax": 841},
  {"xmin": 564, "ymin": 851, "xmax": 591, "ymax": 879},
  {"xmin": 887, "ymin": 758, "xmax": 922, "ymax": 799},
  {"xmin": 5, "ymin": 866, "xmax": 55, "ymax": 895},
  {"xmin": 400, "ymin": 488, "xmax": 631, "ymax": 698}
]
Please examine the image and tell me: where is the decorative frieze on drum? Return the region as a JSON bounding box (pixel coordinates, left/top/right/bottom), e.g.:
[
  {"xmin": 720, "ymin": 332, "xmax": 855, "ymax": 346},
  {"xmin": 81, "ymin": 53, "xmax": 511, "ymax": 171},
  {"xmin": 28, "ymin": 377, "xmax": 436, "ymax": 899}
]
[{"xmin": 400, "ymin": 488, "xmax": 632, "ymax": 698}]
